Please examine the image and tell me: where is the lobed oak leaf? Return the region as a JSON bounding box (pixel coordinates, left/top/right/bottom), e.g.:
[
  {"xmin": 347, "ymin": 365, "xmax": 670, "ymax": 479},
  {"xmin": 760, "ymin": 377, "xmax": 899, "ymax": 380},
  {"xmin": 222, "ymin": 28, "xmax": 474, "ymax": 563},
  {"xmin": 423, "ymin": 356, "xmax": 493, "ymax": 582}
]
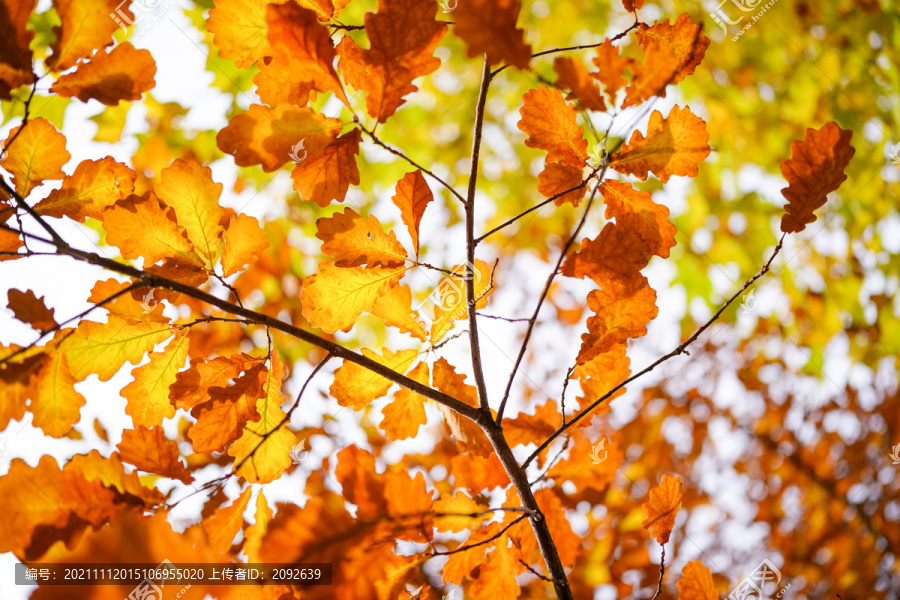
[
  {"xmin": 635, "ymin": 14, "xmax": 709, "ymax": 87},
  {"xmin": 433, "ymin": 491, "xmax": 488, "ymax": 533},
  {"xmin": 87, "ymin": 278, "xmax": 168, "ymax": 324},
  {"xmin": 216, "ymin": 104, "xmax": 341, "ymax": 172},
  {"xmin": 29, "ymin": 350, "xmax": 86, "ymax": 438},
  {"xmin": 562, "ymin": 219, "xmax": 651, "ymax": 286},
  {"xmin": 156, "ymin": 158, "xmax": 226, "ymax": 270},
  {"xmin": 572, "ymin": 343, "xmax": 631, "ymax": 410},
  {"xmin": 49, "ymin": 42, "xmax": 156, "ymax": 105},
  {"xmin": 291, "ymin": 129, "xmax": 361, "ymax": 206},
  {"xmin": 35, "ymin": 156, "xmax": 136, "ymax": 221},
  {"xmin": 518, "ymin": 85, "xmax": 587, "ymax": 168},
  {"xmin": 450, "ymin": 452, "xmax": 511, "ymax": 492},
  {"xmin": 610, "ymin": 105, "xmax": 710, "ymax": 182},
  {"xmin": 622, "ymin": 0, "xmax": 645, "ymax": 10},
  {"xmin": 228, "ymin": 352, "xmax": 296, "ymax": 483},
  {"xmin": 254, "ymin": 2, "xmax": 348, "ymax": 107},
  {"xmin": 452, "ymin": 0, "xmax": 531, "ymax": 69},
  {"xmin": 243, "ymin": 491, "xmax": 272, "ymax": 563},
  {"xmin": 47, "ymin": 0, "xmax": 125, "ymax": 71},
  {"xmin": 430, "ymin": 259, "xmax": 494, "ymax": 344},
  {"xmin": 370, "ymin": 284, "xmax": 428, "ymax": 341},
  {"xmin": 336, "ymin": 0, "xmax": 447, "ymax": 122},
  {"xmin": 335, "ymin": 445, "xmax": 388, "ymax": 517},
  {"xmin": 380, "ymin": 361, "xmax": 430, "ymax": 440},
  {"xmin": 117, "ymin": 426, "xmax": 194, "ymax": 484},
  {"xmin": 554, "ymin": 56, "xmax": 606, "ymax": 112},
  {"xmin": 601, "ymin": 180, "xmax": 676, "ymax": 258},
  {"xmin": 433, "ymin": 357, "xmax": 493, "ymax": 457},
  {"xmin": 535, "ymin": 488, "xmax": 581, "ymax": 568},
  {"xmin": 548, "ymin": 431, "xmax": 622, "ymax": 496},
  {"xmin": 316, "ymin": 208, "xmax": 408, "ymax": 268},
  {"xmin": 300, "ymin": 262, "xmax": 406, "ymax": 333},
  {"xmin": 6, "ymin": 289, "xmax": 57, "ymax": 332},
  {"xmin": 330, "ymin": 347, "xmax": 418, "ymax": 410},
  {"xmin": 170, "ymin": 353, "xmax": 261, "ymax": 410},
  {"xmin": 391, "ymin": 170, "xmax": 434, "ymax": 257},
  {"xmin": 577, "ymin": 274, "xmax": 658, "ymax": 364},
  {"xmin": 0, "ymin": 0, "xmax": 37, "ymax": 100},
  {"xmin": 222, "ymin": 213, "xmax": 269, "ymax": 277},
  {"xmin": 538, "ymin": 161, "xmax": 588, "ymax": 207},
  {"xmin": 677, "ymin": 559, "xmax": 719, "ymax": 600},
  {"xmin": 641, "ymin": 473, "xmax": 683, "ymax": 543},
  {"xmin": 207, "ymin": 0, "xmax": 279, "ymax": 69},
  {"xmin": 1, "ymin": 117, "xmax": 70, "ymax": 197},
  {"xmin": 592, "ymin": 39, "xmax": 629, "ymax": 102},
  {"xmin": 384, "ymin": 469, "xmax": 433, "ymax": 525},
  {"xmin": 780, "ymin": 121, "xmax": 854, "ymax": 233},
  {"xmin": 101, "ymin": 193, "xmax": 201, "ymax": 266},
  {"xmin": 188, "ymin": 362, "xmax": 267, "ymax": 453},
  {"xmin": 442, "ymin": 521, "xmax": 502, "ymax": 584},
  {"xmin": 470, "ymin": 539, "xmax": 522, "ymax": 600},
  {"xmin": 0, "ymin": 346, "xmax": 43, "ymax": 429},
  {"xmin": 0, "ymin": 227, "xmax": 23, "ymax": 261},
  {"xmin": 193, "ymin": 487, "xmax": 253, "ymax": 555},
  {"xmin": 505, "ymin": 400, "xmax": 561, "ymax": 447},
  {"xmin": 123, "ymin": 332, "xmax": 190, "ymax": 428}
]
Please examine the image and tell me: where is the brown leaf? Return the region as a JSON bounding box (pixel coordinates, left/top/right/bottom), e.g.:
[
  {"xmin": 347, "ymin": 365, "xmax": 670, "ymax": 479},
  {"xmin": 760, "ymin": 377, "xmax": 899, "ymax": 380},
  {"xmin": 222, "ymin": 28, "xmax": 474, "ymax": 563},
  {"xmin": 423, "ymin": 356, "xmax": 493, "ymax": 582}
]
[
  {"xmin": 7, "ymin": 289, "xmax": 57, "ymax": 332},
  {"xmin": 577, "ymin": 274, "xmax": 658, "ymax": 364},
  {"xmin": 452, "ymin": 0, "xmax": 532, "ymax": 69},
  {"xmin": 554, "ymin": 56, "xmax": 606, "ymax": 112},
  {"xmin": 291, "ymin": 129, "xmax": 361, "ymax": 206},
  {"xmin": 117, "ymin": 426, "xmax": 194, "ymax": 484},
  {"xmin": 391, "ymin": 170, "xmax": 434, "ymax": 257},
  {"xmin": 50, "ymin": 43, "xmax": 156, "ymax": 105}
]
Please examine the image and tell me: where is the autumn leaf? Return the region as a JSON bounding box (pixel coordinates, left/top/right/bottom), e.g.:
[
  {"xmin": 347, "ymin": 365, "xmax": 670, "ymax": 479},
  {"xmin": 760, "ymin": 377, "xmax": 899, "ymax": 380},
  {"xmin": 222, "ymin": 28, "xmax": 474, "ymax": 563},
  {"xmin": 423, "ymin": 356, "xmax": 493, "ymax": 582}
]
[
  {"xmin": 155, "ymin": 158, "xmax": 225, "ymax": 270},
  {"xmin": 592, "ymin": 39, "xmax": 629, "ymax": 102},
  {"xmin": 117, "ymin": 426, "xmax": 194, "ymax": 484},
  {"xmin": 301, "ymin": 262, "xmax": 406, "ymax": 333},
  {"xmin": 430, "ymin": 259, "xmax": 494, "ymax": 343},
  {"xmin": 187, "ymin": 362, "xmax": 267, "ymax": 453},
  {"xmin": 538, "ymin": 161, "xmax": 587, "ymax": 207},
  {"xmin": 577, "ymin": 274, "xmax": 658, "ymax": 364},
  {"xmin": 562, "ymin": 220, "xmax": 651, "ymax": 286},
  {"xmin": 452, "ymin": 0, "xmax": 531, "ymax": 69},
  {"xmin": 391, "ymin": 170, "xmax": 434, "ymax": 257},
  {"xmin": 316, "ymin": 208, "xmax": 408, "ymax": 268},
  {"xmin": 6, "ymin": 289, "xmax": 57, "ymax": 332},
  {"xmin": 170, "ymin": 353, "xmax": 262, "ymax": 411},
  {"xmin": 50, "ymin": 43, "xmax": 156, "ymax": 105},
  {"xmin": 60, "ymin": 316, "xmax": 172, "ymax": 382},
  {"xmin": 193, "ymin": 487, "xmax": 253, "ymax": 555},
  {"xmin": 123, "ymin": 332, "xmax": 190, "ymax": 428},
  {"xmin": 433, "ymin": 491, "xmax": 488, "ymax": 532},
  {"xmin": 380, "ymin": 361, "xmax": 429, "ymax": 440},
  {"xmin": 29, "ymin": 350, "xmax": 86, "ymax": 438},
  {"xmin": 34, "ymin": 156, "xmax": 136, "ymax": 221},
  {"xmin": 370, "ymin": 284, "xmax": 428, "ymax": 341},
  {"xmin": 518, "ymin": 86, "xmax": 587, "ymax": 168},
  {"xmin": 634, "ymin": 14, "xmax": 709, "ymax": 88},
  {"xmin": 572, "ymin": 343, "xmax": 630, "ymax": 409},
  {"xmin": 1, "ymin": 117, "xmax": 70, "ymax": 197},
  {"xmin": 0, "ymin": 0, "xmax": 36, "ymax": 100},
  {"xmin": 433, "ymin": 357, "xmax": 493, "ymax": 457},
  {"xmin": 207, "ymin": 0, "xmax": 278, "ymax": 69},
  {"xmin": 222, "ymin": 213, "xmax": 269, "ymax": 277},
  {"xmin": 554, "ymin": 57, "xmax": 606, "ymax": 112},
  {"xmin": 780, "ymin": 121, "xmax": 855, "ymax": 233},
  {"xmin": 216, "ymin": 104, "xmax": 341, "ymax": 171},
  {"xmin": 336, "ymin": 0, "xmax": 446, "ymax": 122},
  {"xmin": 642, "ymin": 473, "xmax": 683, "ymax": 544},
  {"xmin": 677, "ymin": 560, "xmax": 718, "ymax": 600},
  {"xmin": 601, "ymin": 180, "xmax": 677, "ymax": 258},
  {"xmin": 536, "ymin": 488, "xmax": 581, "ymax": 567},
  {"xmin": 470, "ymin": 540, "xmax": 522, "ymax": 600},
  {"xmin": 101, "ymin": 193, "xmax": 201, "ymax": 266},
  {"xmin": 47, "ymin": 0, "xmax": 124, "ymax": 71},
  {"xmin": 505, "ymin": 400, "xmax": 561, "ymax": 446},
  {"xmin": 291, "ymin": 129, "xmax": 361, "ymax": 206},
  {"xmin": 0, "ymin": 228, "xmax": 23, "ymax": 261},
  {"xmin": 622, "ymin": 0, "xmax": 645, "ymax": 11},
  {"xmin": 330, "ymin": 347, "xmax": 418, "ymax": 410}
]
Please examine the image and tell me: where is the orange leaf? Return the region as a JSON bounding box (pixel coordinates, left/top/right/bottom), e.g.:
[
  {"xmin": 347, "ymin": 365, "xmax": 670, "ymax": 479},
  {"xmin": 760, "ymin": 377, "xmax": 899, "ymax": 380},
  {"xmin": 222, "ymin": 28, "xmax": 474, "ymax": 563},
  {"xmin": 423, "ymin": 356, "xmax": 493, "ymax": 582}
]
[
  {"xmin": 291, "ymin": 129, "xmax": 361, "ymax": 206},
  {"xmin": 610, "ymin": 105, "xmax": 710, "ymax": 183},
  {"xmin": 505, "ymin": 400, "xmax": 561, "ymax": 447},
  {"xmin": 48, "ymin": 0, "xmax": 124, "ymax": 71},
  {"xmin": 330, "ymin": 347, "xmax": 418, "ymax": 410},
  {"xmin": 7, "ymin": 289, "xmax": 57, "ymax": 332},
  {"xmin": 1, "ymin": 117, "xmax": 70, "ymax": 197},
  {"xmin": 554, "ymin": 56, "xmax": 606, "ymax": 112},
  {"xmin": 635, "ymin": 14, "xmax": 708, "ymax": 88},
  {"xmin": 117, "ymin": 426, "xmax": 194, "ymax": 484},
  {"xmin": 336, "ymin": 0, "xmax": 446, "ymax": 122},
  {"xmin": 334, "ymin": 446, "xmax": 387, "ymax": 517},
  {"xmin": 470, "ymin": 540, "xmax": 521, "ymax": 600},
  {"xmin": 780, "ymin": 121, "xmax": 855, "ymax": 233},
  {"xmin": 518, "ymin": 85, "xmax": 587, "ymax": 168},
  {"xmin": 391, "ymin": 170, "xmax": 434, "ymax": 257},
  {"xmin": 254, "ymin": 2, "xmax": 347, "ymax": 107},
  {"xmin": 677, "ymin": 559, "xmax": 718, "ymax": 600},
  {"xmin": 30, "ymin": 350, "xmax": 86, "ymax": 438},
  {"xmin": 591, "ymin": 39, "xmax": 629, "ymax": 102},
  {"xmin": 601, "ymin": 180, "xmax": 676, "ymax": 258},
  {"xmin": 642, "ymin": 473, "xmax": 683, "ymax": 543},
  {"xmin": 316, "ymin": 208, "xmax": 408, "ymax": 268},
  {"xmin": 370, "ymin": 284, "xmax": 428, "ymax": 341},
  {"xmin": 208, "ymin": 0, "xmax": 278, "ymax": 69},
  {"xmin": 0, "ymin": 0, "xmax": 36, "ymax": 100},
  {"xmin": 381, "ymin": 361, "xmax": 430, "ymax": 440},
  {"xmin": 548, "ymin": 431, "xmax": 622, "ymax": 495},
  {"xmin": 538, "ymin": 161, "xmax": 587, "ymax": 207},
  {"xmin": 170, "ymin": 353, "xmax": 261, "ymax": 410},
  {"xmin": 50, "ymin": 42, "xmax": 156, "ymax": 105},
  {"xmin": 572, "ymin": 344, "xmax": 631, "ymax": 410},
  {"xmin": 535, "ymin": 488, "xmax": 581, "ymax": 568},
  {"xmin": 0, "ymin": 227, "xmax": 23, "ymax": 261},
  {"xmin": 156, "ymin": 159, "xmax": 226, "ymax": 270},
  {"xmin": 101, "ymin": 193, "xmax": 200, "ymax": 266},
  {"xmin": 433, "ymin": 491, "xmax": 487, "ymax": 533},
  {"xmin": 217, "ymin": 104, "xmax": 341, "ymax": 172},
  {"xmin": 187, "ymin": 362, "xmax": 267, "ymax": 453},
  {"xmin": 562, "ymin": 220, "xmax": 651, "ymax": 286},
  {"xmin": 433, "ymin": 357, "xmax": 493, "ymax": 457},
  {"xmin": 623, "ymin": 0, "xmax": 645, "ymax": 10},
  {"xmin": 222, "ymin": 213, "xmax": 269, "ymax": 277},
  {"xmin": 452, "ymin": 0, "xmax": 531, "ymax": 69},
  {"xmin": 195, "ymin": 487, "xmax": 252, "ymax": 555},
  {"xmin": 300, "ymin": 262, "xmax": 406, "ymax": 333},
  {"xmin": 35, "ymin": 156, "xmax": 136, "ymax": 221},
  {"xmin": 577, "ymin": 274, "xmax": 658, "ymax": 364}
]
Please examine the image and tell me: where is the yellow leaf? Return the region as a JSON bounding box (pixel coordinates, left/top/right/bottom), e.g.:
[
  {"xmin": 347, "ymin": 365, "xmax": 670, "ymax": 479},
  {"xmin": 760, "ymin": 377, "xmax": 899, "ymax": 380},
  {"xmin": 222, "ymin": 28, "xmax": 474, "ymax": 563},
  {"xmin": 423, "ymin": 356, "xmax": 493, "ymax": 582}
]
[
  {"xmin": 677, "ymin": 559, "xmax": 718, "ymax": 600},
  {"xmin": 301, "ymin": 263, "xmax": 406, "ymax": 334},
  {"xmin": 101, "ymin": 193, "xmax": 201, "ymax": 266},
  {"xmin": 316, "ymin": 208, "xmax": 408, "ymax": 268},
  {"xmin": 243, "ymin": 491, "xmax": 272, "ymax": 563},
  {"xmin": 30, "ymin": 351, "xmax": 85, "ymax": 438},
  {"xmin": 1, "ymin": 117, "xmax": 70, "ymax": 197},
  {"xmin": 380, "ymin": 361, "xmax": 429, "ymax": 440},
  {"xmin": 122, "ymin": 332, "xmax": 190, "ymax": 428},
  {"xmin": 433, "ymin": 491, "xmax": 487, "ymax": 533},
  {"xmin": 370, "ymin": 284, "xmax": 428, "ymax": 342},
  {"xmin": 221, "ymin": 213, "xmax": 269, "ymax": 277},
  {"xmin": 430, "ymin": 259, "xmax": 493, "ymax": 344},
  {"xmin": 35, "ymin": 157, "xmax": 136, "ymax": 222},
  {"xmin": 155, "ymin": 159, "xmax": 225, "ymax": 270},
  {"xmin": 330, "ymin": 347, "xmax": 418, "ymax": 410},
  {"xmin": 48, "ymin": 0, "xmax": 124, "ymax": 71},
  {"xmin": 208, "ymin": 0, "xmax": 278, "ymax": 69}
]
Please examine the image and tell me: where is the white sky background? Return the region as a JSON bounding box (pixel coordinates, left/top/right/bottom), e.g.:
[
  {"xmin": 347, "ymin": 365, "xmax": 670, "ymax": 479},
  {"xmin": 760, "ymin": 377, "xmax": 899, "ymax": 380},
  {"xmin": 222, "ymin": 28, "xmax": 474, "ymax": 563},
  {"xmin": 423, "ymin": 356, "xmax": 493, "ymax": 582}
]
[{"xmin": 0, "ymin": 1, "xmax": 866, "ymax": 598}]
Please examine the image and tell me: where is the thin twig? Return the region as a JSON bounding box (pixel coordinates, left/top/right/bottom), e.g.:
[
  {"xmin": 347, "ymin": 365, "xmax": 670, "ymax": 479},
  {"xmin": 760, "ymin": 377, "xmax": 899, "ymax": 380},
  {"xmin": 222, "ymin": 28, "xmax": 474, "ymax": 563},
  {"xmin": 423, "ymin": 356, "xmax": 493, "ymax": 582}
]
[
  {"xmin": 427, "ymin": 516, "xmax": 528, "ymax": 557},
  {"xmin": 651, "ymin": 545, "xmax": 666, "ymax": 600}
]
